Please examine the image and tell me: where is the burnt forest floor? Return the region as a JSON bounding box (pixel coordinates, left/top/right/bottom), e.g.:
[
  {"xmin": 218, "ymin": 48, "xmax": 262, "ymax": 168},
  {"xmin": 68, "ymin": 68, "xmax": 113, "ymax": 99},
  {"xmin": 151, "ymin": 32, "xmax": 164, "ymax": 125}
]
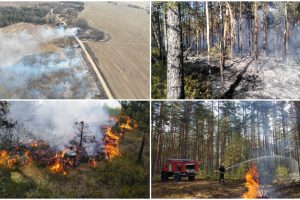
[
  {"xmin": 152, "ymin": 179, "xmax": 300, "ymax": 198},
  {"xmin": 184, "ymin": 53, "xmax": 300, "ymax": 99}
]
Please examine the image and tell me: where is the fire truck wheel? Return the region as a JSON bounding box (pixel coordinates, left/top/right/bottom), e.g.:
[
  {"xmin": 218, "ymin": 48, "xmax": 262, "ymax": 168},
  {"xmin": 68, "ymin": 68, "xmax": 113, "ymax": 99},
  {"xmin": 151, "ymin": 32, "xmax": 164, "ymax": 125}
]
[
  {"xmin": 188, "ymin": 176, "xmax": 195, "ymax": 181},
  {"xmin": 161, "ymin": 172, "xmax": 168, "ymax": 181},
  {"xmin": 174, "ymin": 173, "xmax": 181, "ymax": 182}
]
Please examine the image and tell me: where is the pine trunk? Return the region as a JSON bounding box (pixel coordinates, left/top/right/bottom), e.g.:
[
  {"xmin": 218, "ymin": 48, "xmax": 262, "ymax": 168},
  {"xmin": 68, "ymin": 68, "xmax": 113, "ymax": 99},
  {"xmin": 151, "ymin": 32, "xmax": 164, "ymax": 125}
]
[
  {"xmin": 239, "ymin": 1, "xmax": 243, "ymax": 55},
  {"xmin": 262, "ymin": 2, "xmax": 267, "ymax": 56},
  {"xmin": 206, "ymin": 2, "xmax": 210, "ymax": 67},
  {"xmin": 254, "ymin": 1, "xmax": 258, "ymax": 60},
  {"xmin": 166, "ymin": 2, "xmax": 184, "ymax": 99}
]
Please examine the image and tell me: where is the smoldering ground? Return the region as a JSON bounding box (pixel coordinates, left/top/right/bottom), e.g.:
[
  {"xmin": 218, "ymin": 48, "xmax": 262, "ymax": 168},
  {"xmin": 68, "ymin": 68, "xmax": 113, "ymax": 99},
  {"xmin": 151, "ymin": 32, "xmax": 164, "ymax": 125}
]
[
  {"xmin": 0, "ymin": 24, "xmax": 102, "ymax": 99},
  {"xmin": 175, "ymin": 2, "xmax": 300, "ymax": 99},
  {"xmin": 4, "ymin": 101, "xmax": 120, "ymax": 155}
]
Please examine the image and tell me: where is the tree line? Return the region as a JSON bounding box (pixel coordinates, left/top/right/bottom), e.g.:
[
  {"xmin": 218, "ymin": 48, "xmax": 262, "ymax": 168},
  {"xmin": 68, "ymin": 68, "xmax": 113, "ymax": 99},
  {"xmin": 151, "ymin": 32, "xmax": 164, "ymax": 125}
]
[
  {"xmin": 152, "ymin": 101, "xmax": 300, "ymax": 177},
  {"xmin": 0, "ymin": 6, "xmax": 48, "ymax": 27}
]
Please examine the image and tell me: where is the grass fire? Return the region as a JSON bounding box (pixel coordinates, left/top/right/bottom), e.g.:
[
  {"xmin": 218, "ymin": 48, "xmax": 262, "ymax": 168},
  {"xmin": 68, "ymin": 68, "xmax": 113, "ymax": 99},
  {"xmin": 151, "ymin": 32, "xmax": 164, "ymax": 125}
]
[{"xmin": 0, "ymin": 101, "xmax": 149, "ymax": 198}]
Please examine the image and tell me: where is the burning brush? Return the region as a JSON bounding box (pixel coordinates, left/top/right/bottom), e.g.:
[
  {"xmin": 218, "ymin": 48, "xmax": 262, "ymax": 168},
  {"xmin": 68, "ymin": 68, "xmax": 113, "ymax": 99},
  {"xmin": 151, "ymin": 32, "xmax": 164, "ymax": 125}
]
[
  {"xmin": 104, "ymin": 127, "xmax": 121, "ymax": 160},
  {"xmin": 0, "ymin": 116, "xmax": 137, "ymax": 175},
  {"xmin": 0, "ymin": 149, "xmax": 33, "ymax": 168},
  {"xmin": 119, "ymin": 116, "xmax": 138, "ymax": 131},
  {"xmin": 243, "ymin": 165, "xmax": 269, "ymax": 199}
]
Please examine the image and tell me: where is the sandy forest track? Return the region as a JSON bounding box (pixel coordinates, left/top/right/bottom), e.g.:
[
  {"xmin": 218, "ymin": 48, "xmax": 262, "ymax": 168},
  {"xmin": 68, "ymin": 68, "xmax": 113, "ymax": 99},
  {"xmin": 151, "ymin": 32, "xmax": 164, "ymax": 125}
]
[
  {"xmin": 79, "ymin": 2, "xmax": 150, "ymax": 99},
  {"xmin": 152, "ymin": 179, "xmax": 300, "ymax": 198}
]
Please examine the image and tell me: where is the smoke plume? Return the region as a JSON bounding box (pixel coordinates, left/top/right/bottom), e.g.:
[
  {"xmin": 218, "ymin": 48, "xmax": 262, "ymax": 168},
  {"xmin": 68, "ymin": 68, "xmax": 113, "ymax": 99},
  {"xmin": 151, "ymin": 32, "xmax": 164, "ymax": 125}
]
[
  {"xmin": 0, "ymin": 24, "xmax": 100, "ymax": 99},
  {"xmin": 6, "ymin": 101, "xmax": 120, "ymax": 155}
]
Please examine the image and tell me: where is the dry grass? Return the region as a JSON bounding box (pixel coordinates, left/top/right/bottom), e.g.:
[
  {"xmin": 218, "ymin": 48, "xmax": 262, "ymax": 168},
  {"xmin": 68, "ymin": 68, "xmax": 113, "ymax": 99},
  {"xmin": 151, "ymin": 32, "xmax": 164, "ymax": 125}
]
[{"xmin": 79, "ymin": 2, "xmax": 150, "ymax": 99}]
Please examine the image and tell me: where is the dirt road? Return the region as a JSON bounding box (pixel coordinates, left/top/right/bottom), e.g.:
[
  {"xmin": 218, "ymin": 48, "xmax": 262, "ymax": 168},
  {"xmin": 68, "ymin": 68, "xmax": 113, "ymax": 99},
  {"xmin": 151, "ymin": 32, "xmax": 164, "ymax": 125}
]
[
  {"xmin": 152, "ymin": 179, "xmax": 300, "ymax": 198},
  {"xmin": 152, "ymin": 179, "xmax": 245, "ymax": 198},
  {"xmin": 54, "ymin": 15, "xmax": 113, "ymax": 99},
  {"xmin": 79, "ymin": 2, "xmax": 150, "ymax": 99}
]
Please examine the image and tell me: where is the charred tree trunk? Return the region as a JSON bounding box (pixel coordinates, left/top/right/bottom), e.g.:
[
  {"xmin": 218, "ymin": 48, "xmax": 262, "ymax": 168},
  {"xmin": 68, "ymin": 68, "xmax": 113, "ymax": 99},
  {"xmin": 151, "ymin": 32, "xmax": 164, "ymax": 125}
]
[
  {"xmin": 137, "ymin": 132, "xmax": 146, "ymax": 163},
  {"xmin": 239, "ymin": 1, "xmax": 243, "ymax": 56},
  {"xmin": 283, "ymin": 2, "xmax": 289, "ymax": 63},
  {"xmin": 221, "ymin": 4, "xmax": 229, "ymax": 82},
  {"xmin": 206, "ymin": 1, "xmax": 210, "ymax": 72},
  {"xmin": 262, "ymin": 2, "xmax": 268, "ymax": 56},
  {"xmin": 247, "ymin": 3, "xmax": 252, "ymax": 55},
  {"xmin": 226, "ymin": 2, "xmax": 235, "ymax": 60},
  {"xmin": 254, "ymin": 1, "xmax": 258, "ymax": 61},
  {"xmin": 195, "ymin": 2, "xmax": 199, "ymax": 57},
  {"xmin": 166, "ymin": 2, "xmax": 184, "ymax": 99}
]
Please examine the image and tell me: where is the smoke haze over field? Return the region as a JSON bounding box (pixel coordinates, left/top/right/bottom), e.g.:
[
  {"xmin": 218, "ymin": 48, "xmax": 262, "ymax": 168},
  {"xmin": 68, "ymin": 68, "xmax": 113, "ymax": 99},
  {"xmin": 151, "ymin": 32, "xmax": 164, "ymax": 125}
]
[
  {"xmin": 6, "ymin": 101, "xmax": 120, "ymax": 154},
  {"xmin": 0, "ymin": 24, "xmax": 78, "ymax": 67},
  {"xmin": 0, "ymin": 23, "xmax": 102, "ymax": 98}
]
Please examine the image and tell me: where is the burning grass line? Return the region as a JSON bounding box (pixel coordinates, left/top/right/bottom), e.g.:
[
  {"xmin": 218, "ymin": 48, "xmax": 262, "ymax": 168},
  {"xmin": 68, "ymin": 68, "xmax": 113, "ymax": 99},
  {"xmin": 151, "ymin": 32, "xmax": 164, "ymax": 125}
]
[{"xmin": 0, "ymin": 115, "xmax": 137, "ymax": 176}]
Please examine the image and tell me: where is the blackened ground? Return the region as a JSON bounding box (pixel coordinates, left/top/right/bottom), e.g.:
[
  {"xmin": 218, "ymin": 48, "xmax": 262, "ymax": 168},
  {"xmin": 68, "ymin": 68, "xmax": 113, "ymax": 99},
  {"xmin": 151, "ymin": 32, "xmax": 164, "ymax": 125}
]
[{"xmin": 185, "ymin": 53, "xmax": 300, "ymax": 99}]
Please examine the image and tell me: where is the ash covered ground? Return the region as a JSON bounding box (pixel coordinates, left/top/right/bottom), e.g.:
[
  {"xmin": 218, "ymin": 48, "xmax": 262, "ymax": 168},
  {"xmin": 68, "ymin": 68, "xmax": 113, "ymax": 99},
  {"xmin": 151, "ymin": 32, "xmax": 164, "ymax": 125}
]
[{"xmin": 185, "ymin": 54, "xmax": 300, "ymax": 99}]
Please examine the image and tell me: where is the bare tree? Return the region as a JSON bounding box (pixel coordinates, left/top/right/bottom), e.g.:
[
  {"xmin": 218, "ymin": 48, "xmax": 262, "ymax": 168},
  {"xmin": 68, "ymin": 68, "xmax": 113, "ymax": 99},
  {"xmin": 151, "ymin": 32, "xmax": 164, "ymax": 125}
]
[
  {"xmin": 239, "ymin": 1, "xmax": 243, "ymax": 55},
  {"xmin": 206, "ymin": 1, "xmax": 210, "ymax": 68},
  {"xmin": 283, "ymin": 2, "xmax": 289, "ymax": 62},
  {"xmin": 254, "ymin": 1, "xmax": 258, "ymax": 61},
  {"xmin": 262, "ymin": 2, "xmax": 268, "ymax": 56},
  {"xmin": 74, "ymin": 121, "xmax": 90, "ymax": 147}
]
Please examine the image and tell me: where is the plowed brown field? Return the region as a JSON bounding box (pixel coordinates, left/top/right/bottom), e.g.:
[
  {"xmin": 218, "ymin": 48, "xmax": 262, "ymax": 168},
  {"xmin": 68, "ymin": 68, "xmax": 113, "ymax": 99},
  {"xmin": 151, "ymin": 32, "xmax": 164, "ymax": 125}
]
[{"xmin": 79, "ymin": 2, "xmax": 150, "ymax": 99}]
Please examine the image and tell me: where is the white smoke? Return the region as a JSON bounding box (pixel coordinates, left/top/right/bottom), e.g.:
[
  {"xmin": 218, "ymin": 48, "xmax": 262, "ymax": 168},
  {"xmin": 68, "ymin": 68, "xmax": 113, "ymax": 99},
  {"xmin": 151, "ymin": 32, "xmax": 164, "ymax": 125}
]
[
  {"xmin": 0, "ymin": 25, "xmax": 78, "ymax": 67},
  {"xmin": 7, "ymin": 101, "xmax": 120, "ymax": 155},
  {"xmin": 0, "ymin": 24, "xmax": 100, "ymax": 99},
  {"xmin": 38, "ymin": 26, "xmax": 79, "ymax": 40}
]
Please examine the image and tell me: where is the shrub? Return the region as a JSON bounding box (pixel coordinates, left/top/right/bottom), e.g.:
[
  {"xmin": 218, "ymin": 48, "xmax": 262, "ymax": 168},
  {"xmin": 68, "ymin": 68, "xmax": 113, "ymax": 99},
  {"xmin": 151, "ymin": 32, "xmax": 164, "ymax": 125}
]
[
  {"xmin": 151, "ymin": 59, "xmax": 167, "ymax": 99},
  {"xmin": 276, "ymin": 165, "xmax": 288, "ymax": 181}
]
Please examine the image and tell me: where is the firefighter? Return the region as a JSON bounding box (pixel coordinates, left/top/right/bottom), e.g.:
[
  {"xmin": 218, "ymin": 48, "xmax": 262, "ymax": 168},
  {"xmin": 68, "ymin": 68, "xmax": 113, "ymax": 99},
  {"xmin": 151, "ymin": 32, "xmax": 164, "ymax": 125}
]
[{"xmin": 219, "ymin": 163, "xmax": 225, "ymax": 183}]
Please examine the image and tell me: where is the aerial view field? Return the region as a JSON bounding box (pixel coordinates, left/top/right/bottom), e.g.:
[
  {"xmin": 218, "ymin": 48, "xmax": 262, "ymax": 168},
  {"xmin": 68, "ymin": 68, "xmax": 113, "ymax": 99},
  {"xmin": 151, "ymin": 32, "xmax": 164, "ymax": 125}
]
[
  {"xmin": 0, "ymin": 1, "xmax": 149, "ymax": 99},
  {"xmin": 80, "ymin": 2, "xmax": 150, "ymax": 99},
  {"xmin": 0, "ymin": 101, "xmax": 149, "ymax": 198}
]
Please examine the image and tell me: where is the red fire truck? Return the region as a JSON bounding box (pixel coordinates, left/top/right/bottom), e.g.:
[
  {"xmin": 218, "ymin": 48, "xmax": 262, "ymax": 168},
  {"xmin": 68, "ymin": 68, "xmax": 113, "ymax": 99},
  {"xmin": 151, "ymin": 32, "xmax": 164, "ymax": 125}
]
[{"xmin": 161, "ymin": 158, "xmax": 199, "ymax": 181}]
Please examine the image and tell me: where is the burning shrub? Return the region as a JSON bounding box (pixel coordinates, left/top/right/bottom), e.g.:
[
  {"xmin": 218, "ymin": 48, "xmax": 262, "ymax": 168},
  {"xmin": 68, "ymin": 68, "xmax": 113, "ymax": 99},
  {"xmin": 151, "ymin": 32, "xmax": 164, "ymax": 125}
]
[
  {"xmin": 104, "ymin": 127, "xmax": 121, "ymax": 160},
  {"xmin": 242, "ymin": 165, "xmax": 270, "ymax": 198}
]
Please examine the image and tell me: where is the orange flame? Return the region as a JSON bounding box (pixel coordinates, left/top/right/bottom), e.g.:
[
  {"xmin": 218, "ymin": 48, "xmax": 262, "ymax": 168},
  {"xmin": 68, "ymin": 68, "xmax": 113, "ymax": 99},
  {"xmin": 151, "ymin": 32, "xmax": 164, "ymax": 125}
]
[
  {"xmin": 0, "ymin": 150, "xmax": 18, "ymax": 168},
  {"xmin": 242, "ymin": 165, "xmax": 262, "ymax": 198},
  {"xmin": 24, "ymin": 150, "xmax": 33, "ymax": 164},
  {"xmin": 104, "ymin": 128, "xmax": 120, "ymax": 160},
  {"xmin": 88, "ymin": 158, "xmax": 97, "ymax": 167},
  {"xmin": 29, "ymin": 141, "xmax": 39, "ymax": 148},
  {"xmin": 49, "ymin": 151, "xmax": 67, "ymax": 175},
  {"xmin": 119, "ymin": 117, "xmax": 137, "ymax": 130}
]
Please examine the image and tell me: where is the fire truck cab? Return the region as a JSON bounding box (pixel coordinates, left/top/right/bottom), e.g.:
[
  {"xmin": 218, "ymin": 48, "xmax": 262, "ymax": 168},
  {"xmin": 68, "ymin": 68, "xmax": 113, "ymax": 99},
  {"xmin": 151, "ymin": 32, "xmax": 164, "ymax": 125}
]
[{"xmin": 161, "ymin": 158, "xmax": 199, "ymax": 181}]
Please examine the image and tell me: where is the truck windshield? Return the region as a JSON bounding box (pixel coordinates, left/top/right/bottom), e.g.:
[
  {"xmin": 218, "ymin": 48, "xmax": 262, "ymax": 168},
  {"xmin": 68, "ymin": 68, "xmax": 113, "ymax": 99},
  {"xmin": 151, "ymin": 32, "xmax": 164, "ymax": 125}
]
[{"xmin": 186, "ymin": 164, "xmax": 195, "ymax": 170}]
